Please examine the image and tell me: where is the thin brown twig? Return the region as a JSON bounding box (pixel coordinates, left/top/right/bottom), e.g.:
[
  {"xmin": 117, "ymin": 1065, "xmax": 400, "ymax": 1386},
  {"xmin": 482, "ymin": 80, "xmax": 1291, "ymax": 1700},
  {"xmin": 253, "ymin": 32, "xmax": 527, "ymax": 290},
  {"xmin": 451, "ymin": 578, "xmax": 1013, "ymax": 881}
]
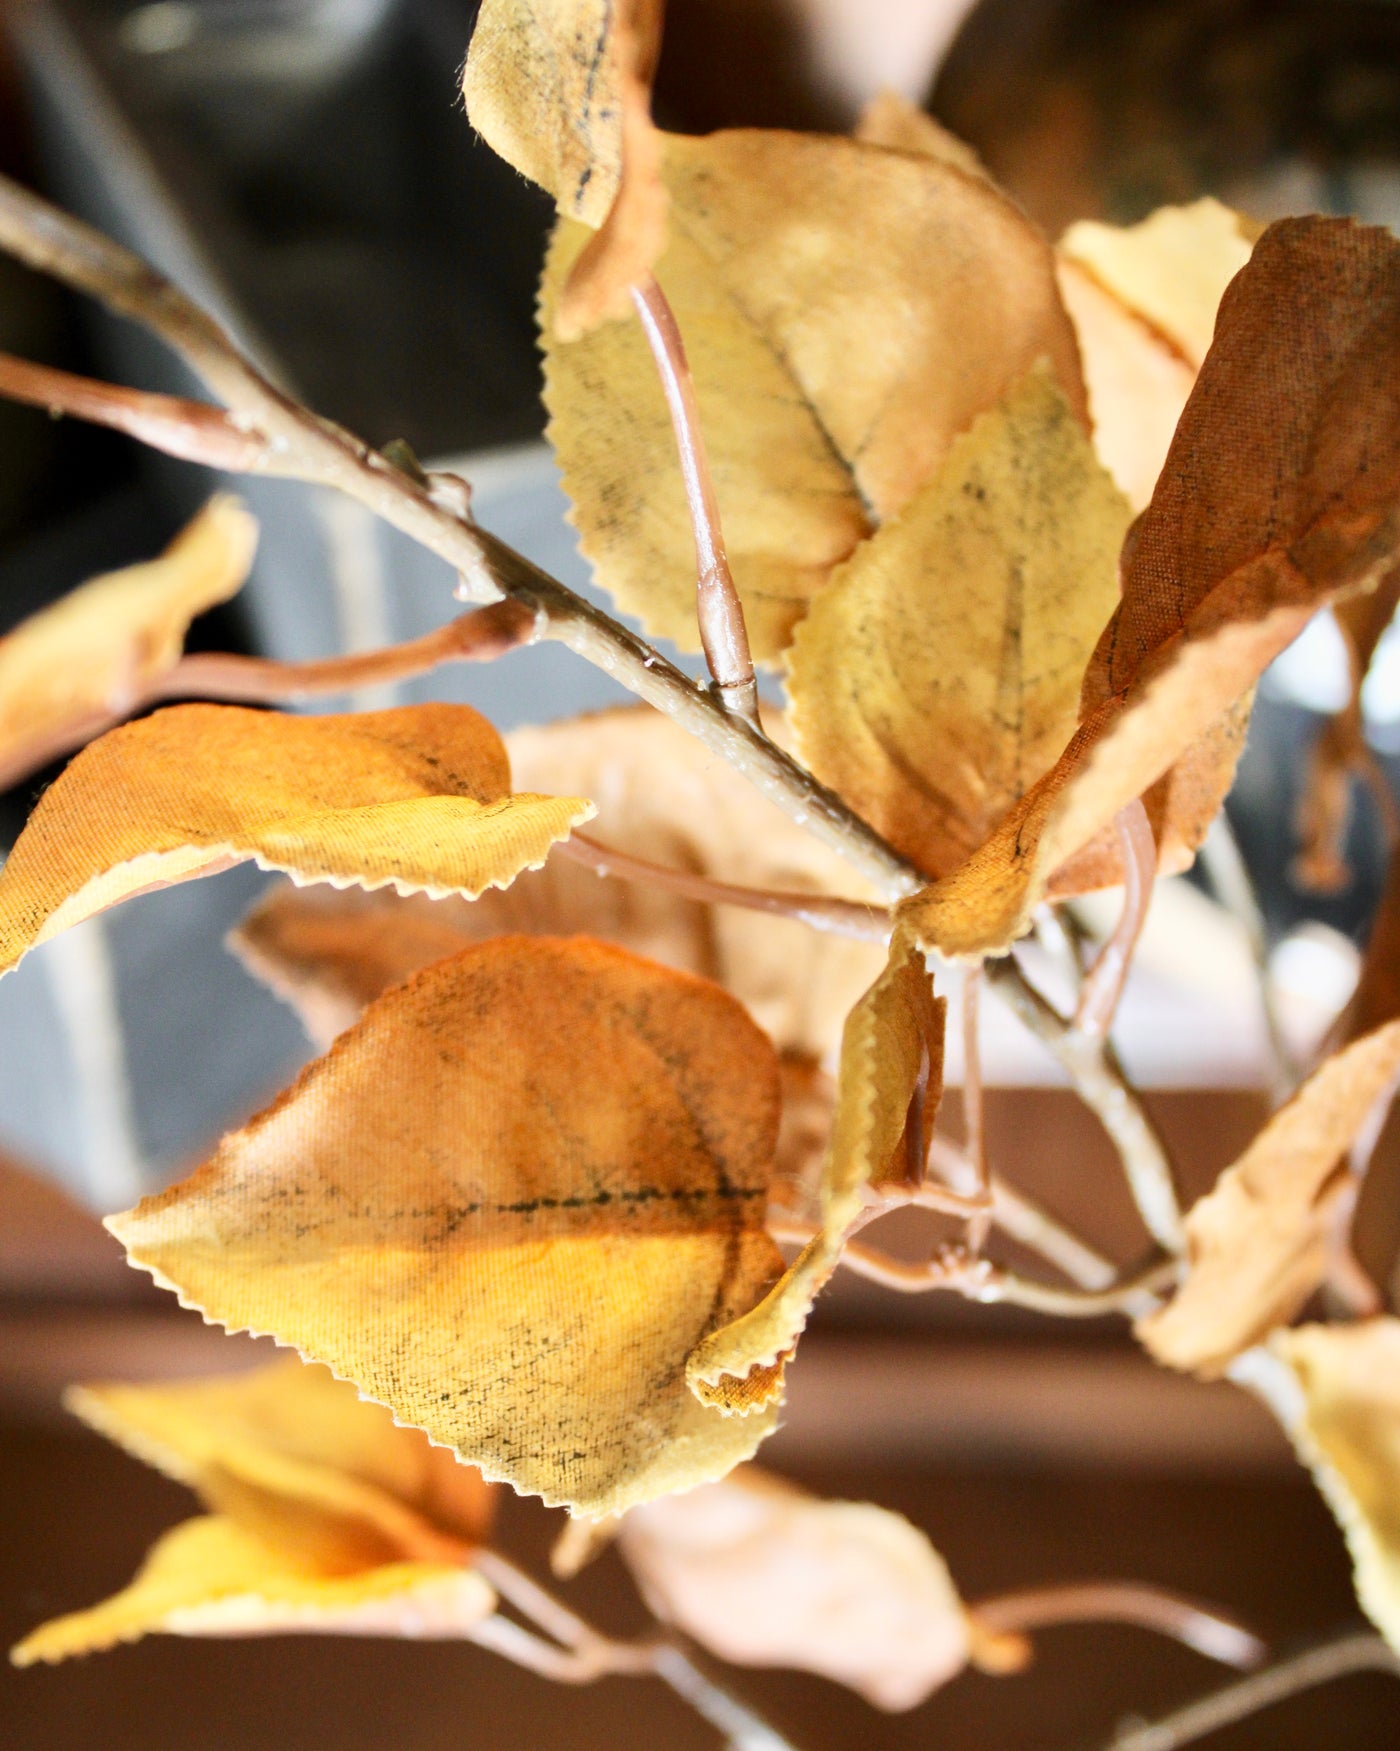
[
  {"xmin": 1075, "ymin": 799, "xmax": 1156, "ymax": 1038},
  {"xmin": 631, "ymin": 274, "xmax": 759, "ymax": 725},
  {"xmin": 558, "ymin": 834, "xmax": 892, "ymax": 941},
  {"xmin": 826, "ymin": 1244, "xmax": 1176, "ymax": 1316},
  {"xmin": 1101, "ymin": 1631, "xmax": 1400, "ymax": 1751},
  {"xmin": 970, "ymin": 1583, "xmax": 1265, "ymax": 1670}
]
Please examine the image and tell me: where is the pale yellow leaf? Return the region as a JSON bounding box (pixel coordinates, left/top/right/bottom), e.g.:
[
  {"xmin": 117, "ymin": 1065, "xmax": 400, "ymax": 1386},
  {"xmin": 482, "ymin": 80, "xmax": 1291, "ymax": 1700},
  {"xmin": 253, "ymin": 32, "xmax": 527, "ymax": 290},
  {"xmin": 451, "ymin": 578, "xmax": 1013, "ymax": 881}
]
[
  {"xmin": 109, "ymin": 938, "xmax": 786, "ymax": 1515},
  {"xmin": 11, "ymin": 1516, "xmax": 494, "ymax": 1666},
  {"xmin": 1138, "ymin": 1023, "xmax": 1400, "ymax": 1375},
  {"xmin": 619, "ymin": 1466, "xmax": 970, "ymax": 1710},
  {"xmin": 1272, "ymin": 1318, "xmax": 1400, "ymax": 1651},
  {"xmin": 543, "ymin": 128, "xmax": 1085, "ymax": 660},
  {"xmin": 787, "ymin": 367, "xmax": 1128, "ymax": 879},
  {"xmin": 687, "ymin": 929, "xmax": 943, "ymax": 1411},
  {"xmin": 0, "ymin": 702, "xmax": 593, "ymax": 978},
  {"xmin": 853, "ymin": 91, "xmax": 992, "ymax": 183},
  {"xmin": 0, "ymin": 496, "xmax": 255, "ymax": 785}
]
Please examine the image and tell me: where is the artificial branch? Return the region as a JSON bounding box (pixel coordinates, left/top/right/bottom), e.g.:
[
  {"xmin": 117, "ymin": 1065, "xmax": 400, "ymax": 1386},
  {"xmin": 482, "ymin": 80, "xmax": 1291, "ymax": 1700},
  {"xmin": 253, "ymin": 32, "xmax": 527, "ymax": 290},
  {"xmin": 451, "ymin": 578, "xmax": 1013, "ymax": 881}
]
[
  {"xmin": 631, "ymin": 275, "xmax": 760, "ymax": 726},
  {"xmin": 825, "ymin": 1242, "xmax": 1177, "ymax": 1317},
  {"xmin": 1100, "ymin": 1631, "xmax": 1400, "ymax": 1751},
  {"xmin": 971, "ymin": 1581, "xmax": 1265, "ymax": 1670}
]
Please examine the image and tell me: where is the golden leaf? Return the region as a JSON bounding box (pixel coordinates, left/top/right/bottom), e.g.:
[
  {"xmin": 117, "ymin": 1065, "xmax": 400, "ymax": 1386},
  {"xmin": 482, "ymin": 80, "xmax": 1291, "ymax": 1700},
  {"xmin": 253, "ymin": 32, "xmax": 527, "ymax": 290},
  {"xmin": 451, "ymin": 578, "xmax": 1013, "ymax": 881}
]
[
  {"xmin": 543, "ymin": 128, "xmax": 1085, "ymax": 660},
  {"xmin": 787, "ymin": 367, "xmax": 1128, "ymax": 879},
  {"xmin": 1272, "ymin": 1318, "xmax": 1400, "ymax": 1651},
  {"xmin": 0, "ymin": 702, "xmax": 593, "ymax": 978},
  {"xmin": 904, "ymin": 216, "xmax": 1400, "ymax": 959},
  {"xmin": 853, "ymin": 90, "xmax": 992, "ymax": 183},
  {"xmin": 230, "ymin": 706, "xmax": 885, "ymax": 1062},
  {"xmin": 1137, "ymin": 1022, "xmax": 1400, "ymax": 1375},
  {"xmin": 11, "ymin": 1517, "xmax": 495, "ymax": 1666},
  {"xmin": 109, "ymin": 938, "xmax": 787, "ymax": 1515},
  {"xmin": 619, "ymin": 1465, "xmax": 970, "ymax": 1710},
  {"xmin": 687, "ymin": 929, "xmax": 943, "ymax": 1411},
  {"xmin": 0, "ymin": 496, "xmax": 255, "ymax": 786}
]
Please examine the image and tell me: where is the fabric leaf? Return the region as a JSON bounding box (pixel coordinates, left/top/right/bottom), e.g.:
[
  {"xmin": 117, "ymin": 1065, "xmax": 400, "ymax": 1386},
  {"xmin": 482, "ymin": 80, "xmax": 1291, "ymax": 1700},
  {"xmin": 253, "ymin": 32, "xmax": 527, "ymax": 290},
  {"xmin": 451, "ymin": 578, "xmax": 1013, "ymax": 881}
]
[
  {"xmin": 787, "ymin": 366, "xmax": 1128, "ymax": 879},
  {"xmin": 109, "ymin": 937, "xmax": 786, "ymax": 1516},
  {"xmin": 687, "ymin": 929, "xmax": 943, "ymax": 1411},
  {"xmin": 543, "ymin": 128, "xmax": 1086, "ymax": 660},
  {"xmin": 0, "ymin": 702, "xmax": 592, "ymax": 978},
  {"xmin": 619, "ymin": 1466, "xmax": 970, "ymax": 1710},
  {"xmin": 0, "ymin": 495, "xmax": 255, "ymax": 786},
  {"xmin": 1137, "ymin": 1022, "xmax": 1400, "ymax": 1375},
  {"xmin": 904, "ymin": 215, "xmax": 1400, "ymax": 959}
]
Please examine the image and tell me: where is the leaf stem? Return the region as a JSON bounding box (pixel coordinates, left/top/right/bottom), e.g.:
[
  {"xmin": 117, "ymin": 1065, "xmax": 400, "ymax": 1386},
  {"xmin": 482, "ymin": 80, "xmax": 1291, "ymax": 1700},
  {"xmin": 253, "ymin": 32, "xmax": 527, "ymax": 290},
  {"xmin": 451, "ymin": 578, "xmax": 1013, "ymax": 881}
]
[
  {"xmin": 630, "ymin": 274, "xmax": 760, "ymax": 726},
  {"xmin": 970, "ymin": 1582, "xmax": 1265, "ymax": 1670},
  {"xmin": 1099, "ymin": 1632, "xmax": 1400, "ymax": 1751},
  {"xmin": 961, "ymin": 965, "xmax": 991, "ymax": 1250},
  {"xmin": 1075, "ymin": 799, "xmax": 1155, "ymax": 1039}
]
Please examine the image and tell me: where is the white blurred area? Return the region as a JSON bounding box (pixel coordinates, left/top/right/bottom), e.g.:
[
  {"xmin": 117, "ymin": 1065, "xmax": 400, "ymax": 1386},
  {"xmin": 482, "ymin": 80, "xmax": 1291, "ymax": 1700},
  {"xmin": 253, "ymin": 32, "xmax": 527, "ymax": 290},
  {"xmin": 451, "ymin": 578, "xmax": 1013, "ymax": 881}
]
[{"xmin": 793, "ymin": 0, "xmax": 980, "ymax": 113}]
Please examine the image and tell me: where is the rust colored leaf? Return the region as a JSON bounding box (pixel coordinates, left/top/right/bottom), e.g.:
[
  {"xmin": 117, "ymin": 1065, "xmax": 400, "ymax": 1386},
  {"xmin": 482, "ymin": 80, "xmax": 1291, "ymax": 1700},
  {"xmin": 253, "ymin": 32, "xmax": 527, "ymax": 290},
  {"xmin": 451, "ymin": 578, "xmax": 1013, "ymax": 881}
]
[
  {"xmin": 543, "ymin": 128, "xmax": 1085, "ymax": 659},
  {"xmin": 0, "ymin": 496, "xmax": 255, "ymax": 788},
  {"xmin": 904, "ymin": 216, "xmax": 1400, "ymax": 960},
  {"xmin": 230, "ymin": 706, "xmax": 885, "ymax": 1062},
  {"xmin": 109, "ymin": 938, "xmax": 786, "ymax": 1515},
  {"xmin": 1138, "ymin": 1022, "xmax": 1400, "ymax": 1375},
  {"xmin": 687, "ymin": 930, "xmax": 944, "ymax": 1412},
  {"xmin": 787, "ymin": 367, "xmax": 1128, "ymax": 879},
  {"xmin": 619, "ymin": 1466, "xmax": 970, "ymax": 1709},
  {"xmin": 1272, "ymin": 1318, "xmax": 1400, "ymax": 1651},
  {"xmin": 0, "ymin": 702, "xmax": 592, "ymax": 978}
]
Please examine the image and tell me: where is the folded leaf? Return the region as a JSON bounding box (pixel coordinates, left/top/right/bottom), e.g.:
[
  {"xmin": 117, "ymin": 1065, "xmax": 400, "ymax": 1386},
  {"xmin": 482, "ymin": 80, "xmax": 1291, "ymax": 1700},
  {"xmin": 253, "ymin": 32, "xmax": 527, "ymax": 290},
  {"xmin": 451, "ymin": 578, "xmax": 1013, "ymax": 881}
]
[
  {"xmin": 619, "ymin": 1466, "xmax": 970, "ymax": 1710},
  {"xmin": 231, "ymin": 706, "xmax": 885, "ymax": 1061},
  {"xmin": 1272, "ymin": 1319, "xmax": 1400, "ymax": 1652},
  {"xmin": 0, "ymin": 496, "xmax": 255, "ymax": 786},
  {"xmin": 1138, "ymin": 1022, "xmax": 1400, "ymax": 1375},
  {"xmin": 110, "ymin": 937, "xmax": 786, "ymax": 1515},
  {"xmin": 543, "ymin": 128, "xmax": 1085, "ymax": 659},
  {"xmin": 0, "ymin": 702, "xmax": 593, "ymax": 978},
  {"xmin": 687, "ymin": 929, "xmax": 943, "ymax": 1411},
  {"xmin": 904, "ymin": 216, "xmax": 1400, "ymax": 959},
  {"xmin": 11, "ymin": 1516, "xmax": 495, "ymax": 1666},
  {"xmin": 787, "ymin": 367, "xmax": 1128, "ymax": 879}
]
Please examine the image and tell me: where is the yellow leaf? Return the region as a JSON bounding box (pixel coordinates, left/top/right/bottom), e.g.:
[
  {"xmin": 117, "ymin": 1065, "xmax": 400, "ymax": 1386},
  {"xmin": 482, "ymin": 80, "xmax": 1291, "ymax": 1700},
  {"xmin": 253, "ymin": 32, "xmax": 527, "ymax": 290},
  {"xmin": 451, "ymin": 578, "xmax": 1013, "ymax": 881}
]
[
  {"xmin": 1271, "ymin": 1318, "xmax": 1400, "ymax": 1651},
  {"xmin": 687, "ymin": 929, "xmax": 943, "ymax": 1411},
  {"xmin": 11, "ymin": 1516, "xmax": 495, "ymax": 1666},
  {"xmin": 619, "ymin": 1466, "xmax": 970, "ymax": 1710},
  {"xmin": 109, "ymin": 938, "xmax": 787, "ymax": 1515},
  {"xmin": 853, "ymin": 91, "xmax": 992, "ymax": 183},
  {"xmin": 543, "ymin": 129, "xmax": 1086, "ymax": 660},
  {"xmin": 787, "ymin": 367, "xmax": 1128, "ymax": 879},
  {"xmin": 1137, "ymin": 1023, "xmax": 1400, "ymax": 1376},
  {"xmin": 903, "ymin": 216, "xmax": 1400, "ymax": 959},
  {"xmin": 1060, "ymin": 199, "xmax": 1254, "ymax": 370},
  {"xmin": 0, "ymin": 496, "xmax": 255, "ymax": 786},
  {"xmin": 0, "ymin": 702, "xmax": 593, "ymax": 978},
  {"xmin": 231, "ymin": 706, "xmax": 885, "ymax": 1061}
]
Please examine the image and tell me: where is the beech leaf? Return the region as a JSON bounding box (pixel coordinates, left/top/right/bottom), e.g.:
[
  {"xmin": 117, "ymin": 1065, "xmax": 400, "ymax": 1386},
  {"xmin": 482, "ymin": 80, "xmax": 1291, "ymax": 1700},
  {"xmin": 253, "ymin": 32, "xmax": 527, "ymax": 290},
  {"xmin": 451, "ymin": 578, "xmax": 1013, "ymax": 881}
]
[
  {"xmin": 787, "ymin": 367, "xmax": 1129, "ymax": 878},
  {"xmin": 230, "ymin": 707, "xmax": 884, "ymax": 1062},
  {"xmin": 109, "ymin": 938, "xmax": 787, "ymax": 1515},
  {"xmin": 1137, "ymin": 1022, "xmax": 1400, "ymax": 1375},
  {"xmin": 0, "ymin": 495, "xmax": 255, "ymax": 785},
  {"xmin": 618, "ymin": 1466, "xmax": 970, "ymax": 1710},
  {"xmin": 543, "ymin": 129, "xmax": 1086, "ymax": 659},
  {"xmin": 687, "ymin": 930, "xmax": 944, "ymax": 1412},
  {"xmin": 1271, "ymin": 1319, "xmax": 1400, "ymax": 1652},
  {"xmin": 903, "ymin": 216, "xmax": 1400, "ymax": 959},
  {"xmin": 0, "ymin": 702, "xmax": 593, "ymax": 978},
  {"xmin": 11, "ymin": 1517, "xmax": 496, "ymax": 1666}
]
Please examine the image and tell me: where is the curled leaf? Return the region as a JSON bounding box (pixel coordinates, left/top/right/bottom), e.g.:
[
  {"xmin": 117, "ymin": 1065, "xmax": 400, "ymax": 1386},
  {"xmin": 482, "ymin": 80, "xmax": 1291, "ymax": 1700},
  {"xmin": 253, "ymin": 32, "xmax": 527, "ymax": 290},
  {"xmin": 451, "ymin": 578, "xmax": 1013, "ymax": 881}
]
[
  {"xmin": 619, "ymin": 1466, "xmax": 970, "ymax": 1710},
  {"xmin": 904, "ymin": 216, "xmax": 1400, "ymax": 959},
  {"xmin": 1138, "ymin": 1022, "xmax": 1400, "ymax": 1375},
  {"xmin": 1272, "ymin": 1318, "xmax": 1400, "ymax": 1651},
  {"xmin": 787, "ymin": 367, "xmax": 1128, "ymax": 879},
  {"xmin": 687, "ymin": 929, "xmax": 943, "ymax": 1411},
  {"xmin": 0, "ymin": 496, "xmax": 255, "ymax": 787},
  {"xmin": 231, "ymin": 706, "xmax": 885, "ymax": 1061},
  {"xmin": 543, "ymin": 128, "xmax": 1085, "ymax": 659},
  {"xmin": 0, "ymin": 702, "xmax": 593, "ymax": 978},
  {"xmin": 11, "ymin": 1517, "xmax": 495, "ymax": 1666},
  {"xmin": 109, "ymin": 938, "xmax": 786, "ymax": 1515}
]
